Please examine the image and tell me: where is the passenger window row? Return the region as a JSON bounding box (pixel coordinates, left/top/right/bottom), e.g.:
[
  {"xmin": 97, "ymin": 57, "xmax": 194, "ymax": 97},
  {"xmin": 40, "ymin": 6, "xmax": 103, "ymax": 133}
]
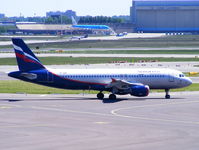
[{"xmin": 62, "ymin": 74, "xmax": 165, "ymax": 78}]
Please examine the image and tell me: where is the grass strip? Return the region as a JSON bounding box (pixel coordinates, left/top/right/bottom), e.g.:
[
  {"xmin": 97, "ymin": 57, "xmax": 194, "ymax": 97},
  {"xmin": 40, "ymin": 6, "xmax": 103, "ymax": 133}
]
[
  {"xmin": 27, "ymin": 37, "xmax": 199, "ymax": 49},
  {"xmin": 1, "ymin": 35, "xmax": 199, "ymax": 49},
  {"xmin": 0, "ymin": 80, "xmax": 97, "ymax": 94},
  {"xmin": 0, "ymin": 80, "xmax": 198, "ymax": 94},
  {"xmin": 184, "ymin": 72, "xmax": 199, "ymax": 77},
  {"xmin": 0, "ymin": 57, "xmax": 199, "ymax": 66}
]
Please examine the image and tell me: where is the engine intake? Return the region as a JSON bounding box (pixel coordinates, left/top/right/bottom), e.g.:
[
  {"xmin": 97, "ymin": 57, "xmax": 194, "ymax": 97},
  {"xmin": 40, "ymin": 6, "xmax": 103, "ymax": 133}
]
[{"xmin": 130, "ymin": 85, "xmax": 150, "ymax": 97}]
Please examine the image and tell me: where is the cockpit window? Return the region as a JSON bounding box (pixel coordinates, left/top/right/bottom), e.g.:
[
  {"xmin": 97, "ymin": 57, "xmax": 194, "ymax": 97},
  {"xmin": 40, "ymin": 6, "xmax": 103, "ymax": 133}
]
[{"xmin": 179, "ymin": 74, "xmax": 185, "ymax": 77}]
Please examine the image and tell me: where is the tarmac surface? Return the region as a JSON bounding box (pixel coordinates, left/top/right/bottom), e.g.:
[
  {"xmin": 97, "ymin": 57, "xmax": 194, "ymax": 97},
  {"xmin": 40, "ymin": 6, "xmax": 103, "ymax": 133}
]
[{"xmin": 0, "ymin": 92, "xmax": 199, "ymax": 150}]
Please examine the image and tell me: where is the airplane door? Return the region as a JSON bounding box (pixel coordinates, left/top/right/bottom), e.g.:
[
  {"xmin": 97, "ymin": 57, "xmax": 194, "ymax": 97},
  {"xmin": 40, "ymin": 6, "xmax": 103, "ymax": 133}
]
[{"xmin": 37, "ymin": 71, "xmax": 53, "ymax": 83}]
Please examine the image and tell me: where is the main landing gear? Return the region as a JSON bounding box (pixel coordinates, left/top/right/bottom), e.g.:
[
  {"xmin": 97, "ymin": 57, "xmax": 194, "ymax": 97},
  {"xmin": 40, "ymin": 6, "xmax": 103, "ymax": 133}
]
[
  {"xmin": 97, "ymin": 92, "xmax": 104, "ymax": 99},
  {"xmin": 165, "ymin": 89, "xmax": 171, "ymax": 99},
  {"xmin": 109, "ymin": 94, "xmax": 116, "ymax": 100},
  {"xmin": 97, "ymin": 92, "xmax": 117, "ymax": 100}
]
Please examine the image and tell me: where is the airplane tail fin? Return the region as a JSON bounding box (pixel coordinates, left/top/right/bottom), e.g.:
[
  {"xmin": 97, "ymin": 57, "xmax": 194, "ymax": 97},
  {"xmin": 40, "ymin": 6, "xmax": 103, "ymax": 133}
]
[
  {"xmin": 71, "ymin": 16, "xmax": 77, "ymax": 25},
  {"xmin": 84, "ymin": 34, "xmax": 88, "ymax": 38},
  {"xmin": 12, "ymin": 38, "xmax": 45, "ymax": 71}
]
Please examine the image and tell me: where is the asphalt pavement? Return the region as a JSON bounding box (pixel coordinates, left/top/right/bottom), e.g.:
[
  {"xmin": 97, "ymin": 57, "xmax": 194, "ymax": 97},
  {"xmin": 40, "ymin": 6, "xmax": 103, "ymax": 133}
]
[{"xmin": 0, "ymin": 92, "xmax": 199, "ymax": 150}]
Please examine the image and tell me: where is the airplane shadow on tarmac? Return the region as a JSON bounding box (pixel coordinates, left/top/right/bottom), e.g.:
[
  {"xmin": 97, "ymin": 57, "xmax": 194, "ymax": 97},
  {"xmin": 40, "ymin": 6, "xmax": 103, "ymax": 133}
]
[
  {"xmin": 1, "ymin": 99, "xmax": 23, "ymax": 102},
  {"xmin": 102, "ymin": 97, "xmax": 184, "ymax": 103}
]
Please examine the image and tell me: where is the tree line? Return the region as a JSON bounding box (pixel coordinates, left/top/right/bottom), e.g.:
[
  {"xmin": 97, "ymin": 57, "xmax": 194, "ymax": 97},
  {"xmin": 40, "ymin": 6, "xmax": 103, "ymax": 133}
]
[
  {"xmin": 78, "ymin": 16, "xmax": 123, "ymax": 24},
  {"xmin": 0, "ymin": 16, "xmax": 72, "ymax": 24}
]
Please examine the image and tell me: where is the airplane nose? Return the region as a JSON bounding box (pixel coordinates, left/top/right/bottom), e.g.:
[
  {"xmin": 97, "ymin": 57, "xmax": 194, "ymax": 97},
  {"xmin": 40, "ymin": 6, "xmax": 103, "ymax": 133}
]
[{"xmin": 184, "ymin": 78, "xmax": 192, "ymax": 86}]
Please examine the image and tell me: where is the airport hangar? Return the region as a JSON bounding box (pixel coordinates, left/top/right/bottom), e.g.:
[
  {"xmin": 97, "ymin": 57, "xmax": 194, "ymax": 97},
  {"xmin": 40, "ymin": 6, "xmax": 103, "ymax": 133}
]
[{"xmin": 130, "ymin": 0, "xmax": 199, "ymax": 33}]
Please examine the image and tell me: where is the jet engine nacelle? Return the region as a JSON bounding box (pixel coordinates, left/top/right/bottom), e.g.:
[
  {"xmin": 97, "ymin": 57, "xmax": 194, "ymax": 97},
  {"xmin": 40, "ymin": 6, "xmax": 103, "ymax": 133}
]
[{"xmin": 130, "ymin": 85, "xmax": 150, "ymax": 97}]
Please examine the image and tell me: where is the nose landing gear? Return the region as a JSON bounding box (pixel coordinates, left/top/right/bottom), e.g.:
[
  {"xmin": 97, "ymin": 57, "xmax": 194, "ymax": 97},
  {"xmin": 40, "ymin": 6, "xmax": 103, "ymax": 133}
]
[{"xmin": 165, "ymin": 89, "xmax": 171, "ymax": 99}]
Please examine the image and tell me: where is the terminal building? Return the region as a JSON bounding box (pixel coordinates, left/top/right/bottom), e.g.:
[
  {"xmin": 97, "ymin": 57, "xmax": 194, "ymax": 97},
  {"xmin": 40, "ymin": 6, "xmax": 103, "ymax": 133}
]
[
  {"xmin": 130, "ymin": 0, "xmax": 199, "ymax": 33},
  {"xmin": 46, "ymin": 10, "xmax": 77, "ymax": 20}
]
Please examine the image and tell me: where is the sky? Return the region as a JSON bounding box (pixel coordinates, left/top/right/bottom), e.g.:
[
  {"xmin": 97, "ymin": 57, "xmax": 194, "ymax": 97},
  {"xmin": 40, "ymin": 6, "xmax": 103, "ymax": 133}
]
[{"xmin": 1, "ymin": 0, "xmax": 132, "ymax": 17}]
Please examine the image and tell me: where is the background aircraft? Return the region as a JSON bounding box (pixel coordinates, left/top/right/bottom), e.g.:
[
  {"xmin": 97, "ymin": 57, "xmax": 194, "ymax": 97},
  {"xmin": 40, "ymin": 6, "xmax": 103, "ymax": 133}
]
[
  {"xmin": 71, "ymin": 16, "xmax": 111, "ymax": 30},
  {"xmin": 8, "ymin": 38, "xmax": 192, "ymax": 100},
  {"xmin": 70, "ymin": 34, "xmax": 88, "ymax": 40}
]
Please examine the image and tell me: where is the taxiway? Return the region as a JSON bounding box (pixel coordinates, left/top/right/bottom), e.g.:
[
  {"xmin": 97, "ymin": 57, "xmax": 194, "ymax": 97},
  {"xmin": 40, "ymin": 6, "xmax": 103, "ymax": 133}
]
[{"xmin": 0, "ymin": 92, "xmax": 199, "ymax": 150}]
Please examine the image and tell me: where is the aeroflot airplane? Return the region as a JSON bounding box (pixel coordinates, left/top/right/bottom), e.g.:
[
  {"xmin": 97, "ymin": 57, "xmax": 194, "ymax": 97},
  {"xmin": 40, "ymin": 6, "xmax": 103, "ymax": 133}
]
[{"xmin": 8, "ymin": 38, "xmax": 192, "ymax": 100}]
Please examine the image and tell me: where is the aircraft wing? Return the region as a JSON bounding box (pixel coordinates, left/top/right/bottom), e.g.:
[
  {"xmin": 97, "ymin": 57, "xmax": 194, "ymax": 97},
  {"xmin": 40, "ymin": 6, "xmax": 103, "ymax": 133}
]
[{"xmin": 105, "ymin": 78, "xmax": 143, "ymax": 90}]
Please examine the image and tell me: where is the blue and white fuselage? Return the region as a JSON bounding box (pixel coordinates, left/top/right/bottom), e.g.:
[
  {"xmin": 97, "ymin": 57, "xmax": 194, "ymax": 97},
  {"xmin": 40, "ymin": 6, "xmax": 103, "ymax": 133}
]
[
  {"xmin": 49, "ymin": 68, "xmax": 192, "ymax": 90},
  {"xmin": 8, "ymin": 38, "xmax": 192, "ymax": 100},
  {"xmin": 72, "ymin": 25, "xmax": 110, "ymax": 30},
  {"xmin": 71, "ymin": 16, "xmax": 111, "ymax": 30}
]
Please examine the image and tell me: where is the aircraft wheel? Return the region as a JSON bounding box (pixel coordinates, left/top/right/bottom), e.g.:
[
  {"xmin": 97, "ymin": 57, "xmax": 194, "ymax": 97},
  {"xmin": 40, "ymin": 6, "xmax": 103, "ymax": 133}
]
[
  {"xmin": 165, "ymin": 95, "xmax": 171, "ymax": 99},
  {"xmin": 165, "ymin": 89, "xmax": 170, "ymax": 99},
  {"xmin": 97, "ymin": 92, "xmax": 104, "ymax": 99},
  {"xmin": 109, "ymin": 94, "xmax": 116, "ymax": 100}
]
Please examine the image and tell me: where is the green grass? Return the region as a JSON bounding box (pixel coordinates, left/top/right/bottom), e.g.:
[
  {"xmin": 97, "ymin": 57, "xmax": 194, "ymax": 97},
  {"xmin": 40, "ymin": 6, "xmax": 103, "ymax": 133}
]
[
  {"xmin": 32, "ymin": 36, "xmax": 199, "ymax": 49},
  {"xmin": 1, "ymin": 35, "xmax": 199, "ymax": 49},
  {"xmin": 0, "ymin": 57, "xmax": 199, "ymax": 66},
  {"xmin": 184, "ymin": 72, "xmax": 199, "ymax": 77},
  {"xmin": 155, "ymin": 83, "xmax": 199, "ymax": 92},
  {"xmin": 0, "ymin": 80, "xmax": 198, "ymax": 94},
  {"xmin": 172, "ymin": 83, "xmax": 199, "ymax": 92},
  {"xmin": 0, "ymin": 80, "xmax": 97, "ymax": 94}
]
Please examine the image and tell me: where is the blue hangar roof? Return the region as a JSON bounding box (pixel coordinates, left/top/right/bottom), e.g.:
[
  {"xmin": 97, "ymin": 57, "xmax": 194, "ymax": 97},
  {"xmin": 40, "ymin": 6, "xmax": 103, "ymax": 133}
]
[{"xmin": 133, "ymin": 0, "xmax": 199, "ymax": 6}]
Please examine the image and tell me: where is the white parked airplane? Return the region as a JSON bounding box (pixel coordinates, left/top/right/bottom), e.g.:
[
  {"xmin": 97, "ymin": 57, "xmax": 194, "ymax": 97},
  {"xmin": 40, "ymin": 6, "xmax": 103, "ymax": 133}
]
[
  {"xmin": 70, "ymin": 34, "xmax": 88, "ymax": 40},
  {"xmin": 8, "ymin": 38, "xmax": 192, "ymax": 100}
]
